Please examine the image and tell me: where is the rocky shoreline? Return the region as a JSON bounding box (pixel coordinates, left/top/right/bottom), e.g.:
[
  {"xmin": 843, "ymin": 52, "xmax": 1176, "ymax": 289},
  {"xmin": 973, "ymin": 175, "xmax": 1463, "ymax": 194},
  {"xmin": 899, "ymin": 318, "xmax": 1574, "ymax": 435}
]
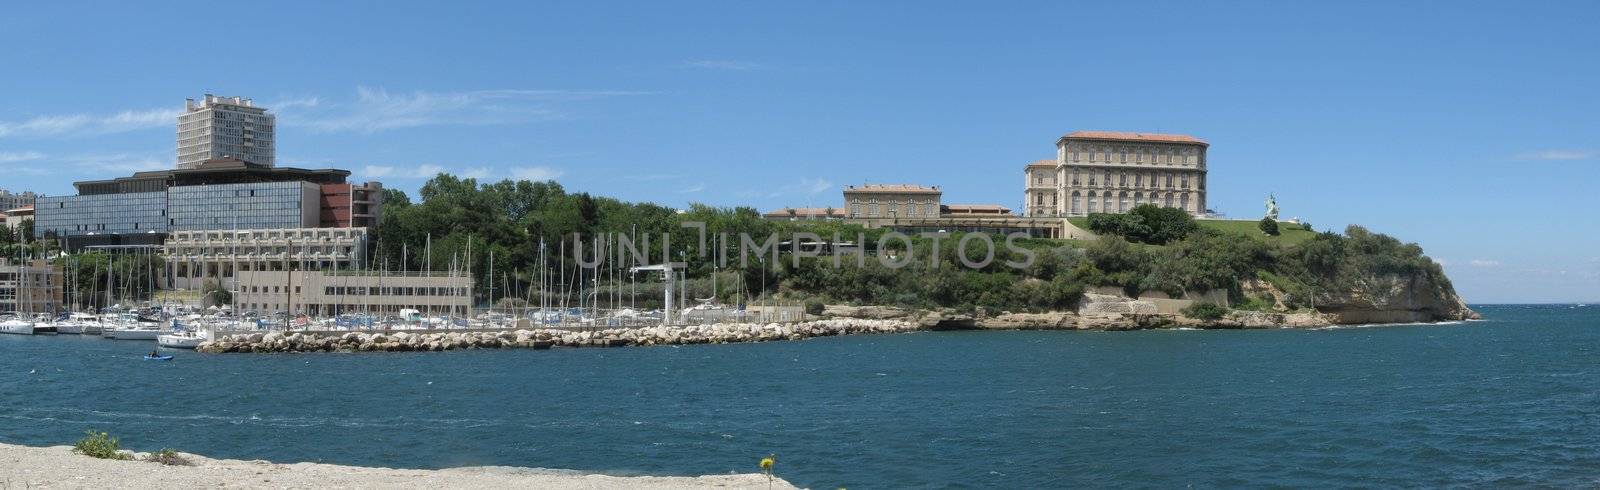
[
  {"xmin": 198, "ymin": 318, "xmax": 920, "ymax": 353},
  {"xmin": 0, "ymin": 443, "xmax": 793, "ymax": 489},
  {"xmin": 195, "ymin": 296, "xmax": 1482, "ymax": 354}
]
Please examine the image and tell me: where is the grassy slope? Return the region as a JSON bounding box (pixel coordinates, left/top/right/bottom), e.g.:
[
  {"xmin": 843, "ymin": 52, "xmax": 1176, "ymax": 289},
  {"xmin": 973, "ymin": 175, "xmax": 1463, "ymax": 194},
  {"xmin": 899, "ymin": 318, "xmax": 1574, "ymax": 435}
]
[{"xmin": 1196, "ymin": 220, "xmax": 1316, "ymax": 246}]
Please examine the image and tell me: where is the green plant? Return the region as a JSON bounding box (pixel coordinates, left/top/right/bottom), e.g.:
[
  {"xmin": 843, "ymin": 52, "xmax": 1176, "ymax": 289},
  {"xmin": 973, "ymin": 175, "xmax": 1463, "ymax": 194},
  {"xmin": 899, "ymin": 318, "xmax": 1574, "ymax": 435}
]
[
  {"xmin": 803, "ymin": 300, "xmax": 825, "ymax": 315},
  {"xmin": 145, "ymin": 448, "xmax": 192, "ymax": 466},
  {"xmin": 1181, "ymin": 302, "xmax": 1229, "ymax": 320},
  {"xmin": 73, "ymin": 430, "xmax": 131, "ymax": 460},
  {"xmin": 1259, "ymin": 217, "xmax": 1280, "ymax": 236}
]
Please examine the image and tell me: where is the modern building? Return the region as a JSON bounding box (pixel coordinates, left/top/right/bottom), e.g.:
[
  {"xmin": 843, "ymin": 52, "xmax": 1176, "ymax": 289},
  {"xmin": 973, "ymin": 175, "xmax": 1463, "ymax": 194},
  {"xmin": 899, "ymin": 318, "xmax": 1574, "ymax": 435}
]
[
  {"xmin": 233, "ymin": 269, "xmax": 472, "ymax": 318},
  {"xmin": 0, "ymin": 190, "xmax": 36, "ymax": 212},
  {"xmin": 34, "ymin": 158, "xmax": 383, "ymax": 247},
  {"xmin": 161, "ymin": 227, "xmax": 370, "ymax": 291},
  {"xmin": 178, "ymin": 94, "xmax": 275, "ymax": 168},
  {"xmin": 1025, "ymin": 131, "xmax": 1208, "ymax": 217},
  {"xmin": 0, "ymin": 259, "xmax": 62, "ymax": 315}
]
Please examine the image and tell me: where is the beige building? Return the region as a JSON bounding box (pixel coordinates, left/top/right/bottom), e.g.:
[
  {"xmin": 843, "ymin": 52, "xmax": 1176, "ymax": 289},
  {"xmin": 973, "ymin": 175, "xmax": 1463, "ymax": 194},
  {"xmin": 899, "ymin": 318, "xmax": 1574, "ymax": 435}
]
[
  {"xmin": 762, "ymin": 207, "xmax": 847, "ymax": 221},
  {"xmin": 843, "ymin": 184, "xmax": 943, "ymax": 220},
  {"xmin": 234, "ymin": 269, "xmax": 471, "ymax": 317},
  {"xmin": 2, "ymin": 205, "xmax": 33, "ymax": 232},
  {"xmin": 1025, "ymin": 131, "xmax": 1208, "ymax": 217},
  {"xmin": 161, "ymin": 227, "xmax": 369, "ymax": 291},
  {"xmin": 1, "ymin": 259, "xmax": 62, "ymax": 315}
]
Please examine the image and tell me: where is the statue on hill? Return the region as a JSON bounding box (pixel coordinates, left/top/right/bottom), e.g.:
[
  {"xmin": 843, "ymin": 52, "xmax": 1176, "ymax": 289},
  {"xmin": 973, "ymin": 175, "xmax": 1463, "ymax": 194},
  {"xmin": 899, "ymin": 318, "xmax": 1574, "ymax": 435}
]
[{"xmin": 1265, "ymin": 194, "xmax": 1279, "ymax": 220}]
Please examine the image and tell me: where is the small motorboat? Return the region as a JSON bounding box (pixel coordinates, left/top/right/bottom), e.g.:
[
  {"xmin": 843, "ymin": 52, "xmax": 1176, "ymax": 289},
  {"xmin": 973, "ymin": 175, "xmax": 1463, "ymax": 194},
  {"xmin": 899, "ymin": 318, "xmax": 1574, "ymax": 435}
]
[{"xmin": 143, "ymin": 354, "xmax": 174, "ymax": 361}]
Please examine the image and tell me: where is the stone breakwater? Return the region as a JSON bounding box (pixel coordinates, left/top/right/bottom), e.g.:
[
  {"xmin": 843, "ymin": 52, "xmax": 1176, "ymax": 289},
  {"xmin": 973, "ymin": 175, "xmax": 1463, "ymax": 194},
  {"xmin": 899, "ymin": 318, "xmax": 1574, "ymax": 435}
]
[{"xmin": 197, "ymin": 318, "xmax": 919, "ymax": 353}]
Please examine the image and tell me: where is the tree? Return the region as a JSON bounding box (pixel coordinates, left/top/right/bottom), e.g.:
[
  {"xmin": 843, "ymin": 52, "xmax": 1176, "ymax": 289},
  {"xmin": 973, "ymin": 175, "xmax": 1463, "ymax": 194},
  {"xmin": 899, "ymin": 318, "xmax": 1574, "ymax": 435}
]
[
  {"xmin": 1128, "ymin": 204, "xmax": 1196, "ymax": 245},
  {"xmin": 17, "ymin": 219, "xmax": 34, "ymax": 244},
  {"xmin": 201, "ymin": 279, "xmax": 232, "ymax": 307},
  {"xmin": 0, "ymin": 225, "xmax": 14, "ymax": 245},
  {"xmin": 1259, "ymin": 217, "xmax": 1280, "ymax": 236}
]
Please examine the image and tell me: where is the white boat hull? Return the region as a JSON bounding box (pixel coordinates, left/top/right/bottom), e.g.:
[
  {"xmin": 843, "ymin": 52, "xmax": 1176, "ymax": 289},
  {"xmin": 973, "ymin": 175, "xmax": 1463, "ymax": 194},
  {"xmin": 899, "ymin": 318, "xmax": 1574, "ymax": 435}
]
[
  {"xmin": 157, "ymin": 334, "xmax": 205, "ymax": 349},
  {"xmin": 107, "ymin": 328, "xmax": 162, "ymax": 340},
  {"xmin": 55, "ymin": 323, "xmax": 85, "ymax": 335},
  {"xmin": 0, "ymin": 321, "xmax": 34, "ymax": 335}
]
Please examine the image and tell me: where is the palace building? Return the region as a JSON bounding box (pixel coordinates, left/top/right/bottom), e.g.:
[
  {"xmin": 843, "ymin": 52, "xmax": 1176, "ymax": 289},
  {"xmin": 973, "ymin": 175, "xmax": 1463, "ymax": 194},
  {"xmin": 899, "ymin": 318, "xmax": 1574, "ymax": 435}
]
[{"xmin": 1024, "ymin": 131, "xmax": 1208, "ymax": 217}]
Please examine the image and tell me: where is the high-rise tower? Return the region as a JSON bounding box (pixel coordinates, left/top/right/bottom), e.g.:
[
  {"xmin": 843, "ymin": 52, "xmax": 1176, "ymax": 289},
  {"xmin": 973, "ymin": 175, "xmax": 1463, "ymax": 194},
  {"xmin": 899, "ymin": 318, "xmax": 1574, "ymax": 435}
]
[{"xmin": 176, "ymin": 94, "xmax": 275, "ymax": 168}]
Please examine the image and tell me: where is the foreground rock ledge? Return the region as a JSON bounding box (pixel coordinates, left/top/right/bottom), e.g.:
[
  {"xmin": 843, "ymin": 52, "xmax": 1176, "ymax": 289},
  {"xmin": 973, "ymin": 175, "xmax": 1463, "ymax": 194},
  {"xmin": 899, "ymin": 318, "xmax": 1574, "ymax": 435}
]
[{"xmin": 0, "ymin": 443, "xmax": 796, "ymax": 489}]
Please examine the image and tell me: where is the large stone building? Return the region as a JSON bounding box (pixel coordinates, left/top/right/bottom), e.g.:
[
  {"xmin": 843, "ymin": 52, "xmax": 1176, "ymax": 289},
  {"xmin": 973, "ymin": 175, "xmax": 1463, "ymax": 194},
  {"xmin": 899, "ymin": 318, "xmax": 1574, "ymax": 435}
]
[
  {"xmin": 178, "ymin": 94, "xmax": 275, "ymax": 168},
  {"xmin": 842, "ymin": 184, "xmax": 944, "ymax": 220},
  {"xmin": 1025, "ymin": 131, "xmax": 1208, "ymax": 217}
]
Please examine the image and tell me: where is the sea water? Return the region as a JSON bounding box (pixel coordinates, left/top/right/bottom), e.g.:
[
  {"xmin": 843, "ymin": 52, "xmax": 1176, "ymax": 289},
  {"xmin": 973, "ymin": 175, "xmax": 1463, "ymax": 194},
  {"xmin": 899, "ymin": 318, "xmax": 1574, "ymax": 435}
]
[{"xmin": 2, "ymin": 305, "xmax": 1597, "ymax": 488}]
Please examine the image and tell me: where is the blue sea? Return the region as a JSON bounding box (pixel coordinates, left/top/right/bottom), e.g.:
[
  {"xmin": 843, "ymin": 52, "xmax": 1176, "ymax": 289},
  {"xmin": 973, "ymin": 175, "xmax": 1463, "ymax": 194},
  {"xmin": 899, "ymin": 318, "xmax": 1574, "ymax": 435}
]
[{"xmin": 3, "ymin": 305, "xmax": 1598, "ymax": 488}]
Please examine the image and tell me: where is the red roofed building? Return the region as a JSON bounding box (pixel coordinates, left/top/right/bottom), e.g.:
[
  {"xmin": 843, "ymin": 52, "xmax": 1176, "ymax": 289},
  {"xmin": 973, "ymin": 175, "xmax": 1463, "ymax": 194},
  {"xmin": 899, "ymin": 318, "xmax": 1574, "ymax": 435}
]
[{"xmin": 1026, "ymin": 130, "xmax": 1209, "ymax": 217}]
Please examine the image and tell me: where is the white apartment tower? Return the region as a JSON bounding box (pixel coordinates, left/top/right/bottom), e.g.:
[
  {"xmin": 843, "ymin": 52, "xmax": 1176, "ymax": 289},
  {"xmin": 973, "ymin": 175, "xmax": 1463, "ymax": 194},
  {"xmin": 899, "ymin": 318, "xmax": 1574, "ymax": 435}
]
[{"xmin": 177, "ymin": 94, "xmax": 275, "ymax": 169}]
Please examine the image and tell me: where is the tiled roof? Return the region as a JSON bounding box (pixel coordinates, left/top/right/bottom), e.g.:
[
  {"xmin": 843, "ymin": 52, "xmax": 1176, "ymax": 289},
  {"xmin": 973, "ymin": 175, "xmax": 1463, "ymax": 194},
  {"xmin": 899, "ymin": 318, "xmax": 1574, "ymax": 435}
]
[
  {"xmin": 763, "ymin": 207, "xmax": 846, "ymax": 218},
  {"xmin": 844, "ymin": 184, "xmax": 942, "ymax": 194},
  {"xmin": 1062, "ymin": 131, "xmax": 1207, "ymax": 146},
  {"xmin": 943, "ymin": 204, "xmax": 1012, "ymax": 212},
  {"xmin": 1027, "ymin": 159, "xmax": 1056, "ymax": 168}
]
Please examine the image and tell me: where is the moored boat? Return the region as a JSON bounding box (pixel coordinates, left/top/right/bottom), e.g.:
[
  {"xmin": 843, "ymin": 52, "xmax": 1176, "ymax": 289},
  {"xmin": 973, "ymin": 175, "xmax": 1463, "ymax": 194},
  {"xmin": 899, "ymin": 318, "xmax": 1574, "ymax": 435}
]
[{"xmin": 0, "ymin": 319, "xmax": 35, "ymax": 335}]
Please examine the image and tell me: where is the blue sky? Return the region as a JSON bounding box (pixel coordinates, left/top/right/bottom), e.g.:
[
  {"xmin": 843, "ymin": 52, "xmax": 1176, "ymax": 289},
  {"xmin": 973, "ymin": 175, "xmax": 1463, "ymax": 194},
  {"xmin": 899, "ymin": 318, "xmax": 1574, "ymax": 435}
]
[{"xmin": 1, "ymin": 1, "xmax": 1597, "ymax": 303}]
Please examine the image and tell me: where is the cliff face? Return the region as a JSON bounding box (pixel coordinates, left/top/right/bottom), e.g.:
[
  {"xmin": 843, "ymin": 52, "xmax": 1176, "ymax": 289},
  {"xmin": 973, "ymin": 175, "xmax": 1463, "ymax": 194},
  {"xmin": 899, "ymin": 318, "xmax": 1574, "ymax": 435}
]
[{"xmin": 1314, "ymin": 273, "xmax": 1479, "ymax": 324}]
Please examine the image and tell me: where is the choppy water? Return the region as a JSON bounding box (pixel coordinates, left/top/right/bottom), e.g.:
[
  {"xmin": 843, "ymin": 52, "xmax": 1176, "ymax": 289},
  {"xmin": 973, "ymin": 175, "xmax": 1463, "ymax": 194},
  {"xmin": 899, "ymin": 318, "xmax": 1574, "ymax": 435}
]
[{"xmin": 3, "ymin": 305, "xmax": 1598, "ymax": 488}]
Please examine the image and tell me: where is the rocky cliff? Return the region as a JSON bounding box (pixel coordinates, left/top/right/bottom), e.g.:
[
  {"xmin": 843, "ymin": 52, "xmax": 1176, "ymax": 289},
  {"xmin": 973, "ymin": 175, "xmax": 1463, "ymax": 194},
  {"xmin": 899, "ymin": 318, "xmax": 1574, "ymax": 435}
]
[{"xmin": 1312, "ymin": 273, "xmax": 1479, "ymax": 324}]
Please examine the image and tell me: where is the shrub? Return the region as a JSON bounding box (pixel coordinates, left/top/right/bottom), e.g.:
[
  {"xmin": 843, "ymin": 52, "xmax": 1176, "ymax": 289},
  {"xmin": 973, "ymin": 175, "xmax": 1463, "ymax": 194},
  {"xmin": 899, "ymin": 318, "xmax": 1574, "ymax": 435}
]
[
  {"xmin": 1181, "ymin": 302, "xmax": 1229, "ymax": 320},
  {"xmin": 1086, "ymin": 205, "xmax": 1196, "ymax": 245},
  {"xmin": 145, "ymin": 448, "xmax": 192, "ymax": 466},
  {"xmin": 1259, "ymin": 217, "xmax": 1280, "ymax": 236},
  {"xmin": 73, "ymin": 430, "xmax": 131, "ymax": 460},
  {"xmin": 803, "ymin": 299, "xmax": 825, "ymax": 315}
]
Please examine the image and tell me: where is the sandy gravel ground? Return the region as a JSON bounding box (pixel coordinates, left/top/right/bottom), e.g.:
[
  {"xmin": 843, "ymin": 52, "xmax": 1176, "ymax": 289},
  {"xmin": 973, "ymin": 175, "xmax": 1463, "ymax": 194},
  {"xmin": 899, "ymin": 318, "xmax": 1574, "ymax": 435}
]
[{"xmin": 0, "ymin": 443, "xmax": 797, "ymax": 489}]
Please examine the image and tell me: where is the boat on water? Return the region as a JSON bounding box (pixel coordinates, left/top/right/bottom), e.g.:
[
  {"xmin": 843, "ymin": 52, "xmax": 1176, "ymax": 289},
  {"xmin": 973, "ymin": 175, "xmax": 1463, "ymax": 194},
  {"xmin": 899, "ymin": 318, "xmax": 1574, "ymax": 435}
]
[
  {"xmin": 0, "ymin": 318, "xmax": 35, "ymax": 335},
  {"xmin": 157, "ymin": 332, "xmax": 206, "ymax": 349},
  {"xmin": 144, "ymin": 354, "xmax": 174, "ymax": 361},
  {"xmin": 58, "ymin": 313, "xmax": 104, "ymax": 335},
  {"xmin": 31, "ymin": 322, "xmax": 58, "ymax": 335},
  {"xmin": 157, "ymin": 320, "xmax": 207, "ymax": 349},
  {"xmin": 103, "ymin": 313, "xmax": 164, "ymax": 340}
]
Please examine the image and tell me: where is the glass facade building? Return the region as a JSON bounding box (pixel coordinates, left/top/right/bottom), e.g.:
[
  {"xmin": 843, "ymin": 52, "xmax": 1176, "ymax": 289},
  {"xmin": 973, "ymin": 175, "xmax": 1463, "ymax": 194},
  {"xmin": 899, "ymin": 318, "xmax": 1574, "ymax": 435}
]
[
  {"xmin": 167, "ymin": 182, "xmax": 318, "ymax": 231},
  {"xmin": 36, "ymin": 182, "xmax": 318, "ymax": 239},
  {"xmin": 35, "ymin": 191, "xmax": 169, "ymax": 236}
]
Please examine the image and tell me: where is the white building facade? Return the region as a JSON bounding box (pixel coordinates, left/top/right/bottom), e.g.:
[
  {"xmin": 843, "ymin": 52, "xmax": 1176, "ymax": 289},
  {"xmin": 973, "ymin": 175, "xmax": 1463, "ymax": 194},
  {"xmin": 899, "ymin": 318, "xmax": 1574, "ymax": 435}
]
[
  {"xmin": 177, "ymin": 94, "xmax": 275, "ymax": 168},
  {"xmin": 1025, "ymin": 131, "xmax": 1208, "ymax": 217}
]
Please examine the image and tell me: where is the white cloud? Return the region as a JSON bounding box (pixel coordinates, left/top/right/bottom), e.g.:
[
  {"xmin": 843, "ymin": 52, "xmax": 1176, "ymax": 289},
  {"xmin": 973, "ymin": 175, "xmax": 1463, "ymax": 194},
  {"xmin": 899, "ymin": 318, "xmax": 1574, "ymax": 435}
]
[
  {"xmin": 510, "ymin": 166, "xmax": 563, "ymax": 181},
  {"xmin": 802, "ymin": 177, "xmax": 833, "ymax": 194},
  {"xmin": 1469, "ymin": 259, "xmax": 1501, "ymax": 268},
  {"xmin": 461, "ymin": 167, "xmax": 491, "ymax": 179},
  {"xmin": 678, "ymin": 183, "xmax": 707, "ymax": 194},
  {"xmin": 0, "ymin": 108, "xmax": 176, "ymax": 139},
  {"xmin": 684, "ymin": 60, "xmax": 763, "ymax": 71},
  {"xmin": 1516, "ymin": 150, "xmax": 1596, "ymax": 161},
  {"xmin": 272, "ymin": 96, "xmax": 322, "ymax": 111},
  {"xmin": 362, "ymin": 165, "xmax": 396, "ymax": 178},
  {"xmin": 1434, "ymin": 258, "xmax": 1450, "ymax": 267},
  {"xmin": 0, "ymin": 151, "xmax": 46, "ymax": 163},
  {"xmin": 288, "ymin": 87, "xmax": 648, "ymax": 134}
]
